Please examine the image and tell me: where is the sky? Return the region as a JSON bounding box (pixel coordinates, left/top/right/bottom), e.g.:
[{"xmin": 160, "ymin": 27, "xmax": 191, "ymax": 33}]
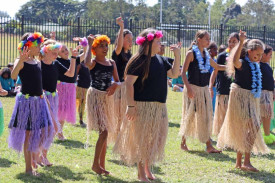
[{"xmin": 0, "ymin": 0, "xmax": 271, "ymax": 17}]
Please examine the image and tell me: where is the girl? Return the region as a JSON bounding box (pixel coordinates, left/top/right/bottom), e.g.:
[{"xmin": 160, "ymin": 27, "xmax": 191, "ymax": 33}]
[
  {"xmin": 0, "ymin": 83, "xmax": 8, "ymax": 136},
  {"xmin": 113, "ymin": 29, "xmax": 181, "ymax": 182},
  {"xmin": 217, "ymin": 31, "xmax": 269, "ymax": 172},
  {"xmin": 84, "ymin": 34, "xmax": 120, "ymax": 175},
  {"xmin": 260, "ymin": 45, "xmax": 275, "ymax": 145},
  {"xmin": 179, "ymin": 30, "xmax": 225, "ymax": 153},
  {"xmin": 112, "ymin": 17, "xmax": 133, "ymax": 139},
  {"xmin": 56, "ymin": 38, "xmax": 87, "ymax": 140},
  {"xmin": 0, "ymin": 68, "xmax": 16, "ymax": 96},
  {"xmin": 209, "ymin": 32, "xmax": 239, "ymax": 136},
  {"xmin": 8, "ymin": 32, "xmax": 54, "ymax": 175}
]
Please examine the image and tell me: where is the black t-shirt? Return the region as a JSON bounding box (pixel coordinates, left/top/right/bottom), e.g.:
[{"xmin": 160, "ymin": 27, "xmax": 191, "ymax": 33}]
[
  {"xmin": 260, "ymin": 62, "xmax": 274, "ymax": 91},
  {"xmin": 234, "ymin": 58, "xmax": 254, "ymax": 90},
  {"xmin": 216, "ymin": 52, "xmax": 232, "ymax": 95},
  {"xmin": 77, "ymin": 62, "xmax": 91, "ymax": 89},
  {"xmin": 112, "ymin": 50, "xmax": 132, "ymax": 82},
  {"xmin": 188, "ymin": 50, "xmax": 211, "ymax": 87},
  {"xmin": 41, "ymin": 61, "xmax": 62, "ymax": 93},
  {"xmin": 56, "ymin": 57, "xmax": 80, "ymax": 83},
  {"xmin": 19, "ymin": 62, "xmax": 43, "ymax": 96},
  {"xmin": 162, "ymin": 56, "xmax": 174, "ymax": 65},
  {"xmin": 127, "ymin": 55, "xmax": 172, "ymax": 103}
]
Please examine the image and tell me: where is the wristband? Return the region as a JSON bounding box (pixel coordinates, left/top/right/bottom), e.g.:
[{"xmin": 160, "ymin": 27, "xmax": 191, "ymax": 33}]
[{"xmin": 71, "ymin": 56, "xmax": 77, "ymax": 59}]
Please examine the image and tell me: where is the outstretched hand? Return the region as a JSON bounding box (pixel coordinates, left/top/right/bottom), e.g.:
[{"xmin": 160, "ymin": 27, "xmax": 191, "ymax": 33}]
[
  {"xmin": 19, "ymin": 47, "xmax": 30, "ymax": 62},
  {"xmin": 70, "ymin": 45, "xmax": 81, "ymax": 57}
]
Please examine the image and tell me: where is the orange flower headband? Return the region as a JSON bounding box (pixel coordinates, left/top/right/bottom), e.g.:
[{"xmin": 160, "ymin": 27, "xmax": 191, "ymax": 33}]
[{"xmin": 91, "ymin": 35, "xmax": 110, "ymax": 55}]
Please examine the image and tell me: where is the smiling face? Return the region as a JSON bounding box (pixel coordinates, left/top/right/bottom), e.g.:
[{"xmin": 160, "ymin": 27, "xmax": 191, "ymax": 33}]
[
  {"xmin": 45, "ymin": 48, "xmax": 59, "ymax": 61},
  {"xmin": 94, "ymin": 40, "xmax": 109, "ymax": 57},
  {"xmin": 228, "ymin": 37, "xmax": 239, "ymax": 50},
  {"xmin": 248, "ymin": 47, "xmax": 264, "ymax": 62},
  {"xmin": 58, "ymin": 45, "xmax": 69, "ymax": 59},
  {"xmin": 198, "ymin": 33, "xmax": 210, "ymax": 48}
]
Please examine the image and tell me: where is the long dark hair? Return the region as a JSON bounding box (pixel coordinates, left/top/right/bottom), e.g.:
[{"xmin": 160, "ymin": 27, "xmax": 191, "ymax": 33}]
[
  {"xmin": 227, "ymin": 32, "xmax": 240, "ymax": 42},
  {"xmin": 115, "ymin": 29, "xmax": 132, "ymax": 62},
  {"xmin": 1, "ymin": 68, "xmax": 11, "ymax": 79},
  {"xmin": 124, "ymin": 28, "xmax": 157, "ymax": 86},
  {"xmin": 264, "ymin": 44, "xmax": 273, "ymax": 54},
  {"xmin": 188, "ymin": 30, "xmax": 209, "ymax": 51}
]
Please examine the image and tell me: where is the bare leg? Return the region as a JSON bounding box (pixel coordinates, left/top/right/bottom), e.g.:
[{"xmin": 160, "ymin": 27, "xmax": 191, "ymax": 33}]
[
  {"xmin": 262, "ymin": 117, "xmax": 271, "ymax": 136},
  {"xmin": 24, "ymin": 131, "xmax": 39, "ymax": 176},
  {"xmin": 99, "ymin": 139, "xmax": 110, "ymax": 175},
  {"xmin": 241, "ymin": 153, "xmax": 259, "ymax": 172},
  {"xmin": 138, "ymin": 162, "xmax": 150, "ymax": 182},
  {"xmin": 235, "ymin": 151, "xmax": 242, "ymax": 169},
  {"xmin": 145, "ymin": 161, "xmax": 156, "ymax": 180},
  {"xmin": 206, "ymin": 139, "xmax": 222, "ymax": 153},
  {"xmin": 57, "ymin": 120, "xmax": 65, "ymax": 140},
  {"xmin": 181, "ymin": 136, "xmax": 189, "ymax": 151}
]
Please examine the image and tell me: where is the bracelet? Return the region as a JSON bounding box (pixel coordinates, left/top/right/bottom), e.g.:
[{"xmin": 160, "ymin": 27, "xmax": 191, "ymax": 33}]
[
  {"xmin": 71, "ymin": 56, "xmax": 77, "ymax": 59},
  {"xmin": 79, "ymin": 37, "xmax": 88, "ymax": 47},
  {"xmin": 127, "ymin": 105, "xmax": 135, "ymax": 108}
]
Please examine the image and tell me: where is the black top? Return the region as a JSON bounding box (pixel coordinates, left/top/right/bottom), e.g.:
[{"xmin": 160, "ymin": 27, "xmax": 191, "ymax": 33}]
[
  {"xmin": 112, "ymin": 50, "xmax": 132, "ymax": 82},
  {"xmin": 260, "ymin": 62, "xmax": 274, "ymax": 91},
  {"xmin": 216, "ymin": 52, "xmax": 232, "ymax": 95},
  {"xmin": 188, "ymin": 50, "xmax": 211, "ymax": 87},
  {"xmin": 164, "ymin": 56, "xmax": 174, "ymax": 65},
  {"xmin": 127, "ymin": 55, "xmax": 172, "ymax": 103},
  {"xmin": 41, "ymin": 61, "xmax": 62, "ymax": 93},
  {"xmin": 56, "ymin": 57, "xmax": 80, "ymax": 83},
  {"xmin": 77, "ymin": 62, "xmax": 91, "ymax": 89},
  {"xmin": 234, "ymin": 58, "xmax": 254, "ymax": 90},
  {"xmin": 90, "ymin": 61, "xmax": 114, "ymax": 91},
  {"xmin": 19, "ymin": 62, "xmax": 43, "ymax": 96}
]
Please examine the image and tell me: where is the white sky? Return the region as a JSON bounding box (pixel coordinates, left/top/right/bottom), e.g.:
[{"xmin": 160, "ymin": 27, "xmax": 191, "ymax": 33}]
[{"xmin": 0, "ymin": 0, "xmax": 271, "ymax": 17}]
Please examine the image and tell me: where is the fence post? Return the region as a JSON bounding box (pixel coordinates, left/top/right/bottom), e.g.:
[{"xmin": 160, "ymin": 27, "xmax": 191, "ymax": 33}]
[
  {"xmin": 77, "ymin": 17, "xmax": 80, "ymax": 37},
  {"xmin": 219, "ymin": 23, "xmax": 223, "ymax": 45},
  {"xmin": 129, "ymin": 19, "xmax": 133, "ymax": 32},
  {"xmin": 263, "ymin": 25, "xmax": 266, "ymax": 43},
  {"xmin": 177, "ymin": 22, "xmax": 181, "ymax": 42},
  {"xmin": 21, "ymin": 15, "xmax": 24, "ymax": 36}
]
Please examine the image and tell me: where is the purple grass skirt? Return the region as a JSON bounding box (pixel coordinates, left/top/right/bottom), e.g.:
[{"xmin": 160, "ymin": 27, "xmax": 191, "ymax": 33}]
[
  {"xmin": 45, "ymin": 91, "xmax": 61, "ymax": 133},
  {"xmin": 8, "ymin": 93, "xmax": 55, "ymax": 153},
  {"xmin": 56, "ymin": 82, "xmax": 76, "ymax": 124}
]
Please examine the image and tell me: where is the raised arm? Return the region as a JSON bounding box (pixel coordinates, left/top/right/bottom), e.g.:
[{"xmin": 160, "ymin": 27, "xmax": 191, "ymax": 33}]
[
  {"xmin": 64, "ymin": 47, "xmax": 78, "ymax": 77},
  {"xmin": 232, "ymin": 30, "xmax": 246, "ymax": 69},
  {"xmin": 167, "ymin": 44, "xmax": 181, "ymax": 78},
  {"xmin": 114, "ymin": 17, "xmax": 124, "ymax": 55},
  {"xmin": 84, "ymin": 35, "xmax": 96, "ymax": 70}
]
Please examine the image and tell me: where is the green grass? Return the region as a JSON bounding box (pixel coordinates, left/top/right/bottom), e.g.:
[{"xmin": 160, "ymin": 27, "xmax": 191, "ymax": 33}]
[{"xmin": 0, "ymin": 91, "xmax": 275, "ymax": 183}]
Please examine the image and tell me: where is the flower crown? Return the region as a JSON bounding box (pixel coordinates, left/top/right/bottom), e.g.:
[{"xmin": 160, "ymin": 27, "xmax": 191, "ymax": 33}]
[
  {"xmin": 136, "ymin": 31, "xmax": 163, "ymax": 45},
  {"xmin": 91, "ymin": 35, "xmax": 111, "ymax": 55},
  {"xmin": 40, "ymin": 43, "xmax": 62, "ymax": 56},
  {"xmin": 18, "ymin": 32, "xmax": 44, "ymax": 50}
]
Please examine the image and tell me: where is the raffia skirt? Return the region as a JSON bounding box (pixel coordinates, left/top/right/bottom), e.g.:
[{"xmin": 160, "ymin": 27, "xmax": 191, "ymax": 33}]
[
  {"xmin": 212, "ymin": 95, "xmax": 229, "ymax": 136},
  {"xmin": 217, "ymin": 83, "xmax": 269, "ymax": 154},
  {"xmin": 179, "ymin": 84, "xmax": 213, "ymax": 143},
  {"xmin": 113, "ymin": 102, "xmax": 168, "ymax": 166},
  {"xmin": 260, "ymin": 90, "xmax": 274, "ymax": 119}
]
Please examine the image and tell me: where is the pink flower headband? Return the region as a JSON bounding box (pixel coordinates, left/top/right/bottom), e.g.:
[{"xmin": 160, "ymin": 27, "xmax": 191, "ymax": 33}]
[{"xmin": 136, "ymin": 31, "xmax": 163, "ymax": 45}]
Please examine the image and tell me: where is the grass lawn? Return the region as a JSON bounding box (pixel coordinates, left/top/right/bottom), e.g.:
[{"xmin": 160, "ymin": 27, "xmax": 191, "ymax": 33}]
[{"xmin": 0, "ymin": 91, "xmax": 275, "ymax": 183}]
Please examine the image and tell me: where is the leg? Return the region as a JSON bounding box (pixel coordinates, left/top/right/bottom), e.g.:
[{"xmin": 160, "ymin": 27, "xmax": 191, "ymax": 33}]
[
  {"xmin": 40, "ymin": 149, "xmax": 53, "ymax": 167},
  {"xmin": 138, "ymin": 162, "xmax": 150, "ymax": 182},
  {"xmin": 235, "ymin": 151, "xmax": 242, "ymax": 169},
  {"xmin": 79, "ymin": 99, "xmax": 87, "ymax": 127},
  {"xmin": 262, "ymin": 117, "xmax": 271, "ymax": 136},
  {"xmin": 241, "ymin": 152, "xmax": 259, "ymax": 172},
  {"xmin": 145, "ymin": 161, "xmax": 156, "ymax": 180},
  {"xmin": 99, "ymin": 138, "xmax": 110, "ymax": 175},
  {"xmin": 181, "ymin": 136, "xmax": 189, "ymax": 151},
  {"xmin": 57, "ymin": 120, "xmax": 65, "ymax": 140},
  {"xmin": 206, "ymin": 139, "xmax": 222, "ymax": 153},
  {"xmin": 24, "ymin": 131, "xmax": 39, "ymax": 176}
]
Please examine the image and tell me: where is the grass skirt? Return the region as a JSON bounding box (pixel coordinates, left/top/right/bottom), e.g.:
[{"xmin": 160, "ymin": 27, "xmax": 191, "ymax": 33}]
[
  {"xmin": 76, "ymin": 86, "xmax": 88, "ymax": 117},
  {"xmin": 86, "ymin": 87, "xmax": 115, "ymax": 135},
  {"xmin": 179, "ymin": 84, "xmax": 213, "ymax": 143},
  {"xmin": 8, "ymin": 93, "xmax": 55, "ymax": 153},
  {"xmin": 45, "ymin": 91, "xmax": 61, "ymax": 133},
  {"xmin": 113, "ymin": 102, "xmax": 168, "ymax": 166},
  {"xmin": 0, "ymin": 101, "xmax": 3, "ymax": 136},
  {"xmin": 217, "ymin": 83, "xmax": 269, "ymax": 154},
  {"xmin": 57, "ymin": 82, "xmax": 76, "ymax": 124},
  {"xmin": 212, "ymin": 95, "xmax": 229, "ymax": 136},
  {"xmin": 260, "ymin": 90, "xmax": 274, "ymax": 119}
]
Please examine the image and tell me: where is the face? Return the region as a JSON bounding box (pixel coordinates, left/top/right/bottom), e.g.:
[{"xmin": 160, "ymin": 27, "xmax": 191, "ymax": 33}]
[
  {"xmin": 45, "ymin": 49, "xmax": 59, "ymax": 61},
  {"xmin": 158, "ymin": 45, "xmax": 165, "ymax": 55},
  {"xmin": 29, "ymin": 44, "xmax": 41, "ymax": 57},
  {"xmin": 261, "ymin": 50, "xmax": 272, "ymax": 63},
  {"xmin": 94, "ymin": 41, "xmax": 109, "ymax": 57},
  {"xmin": 58, "ymin": 45, "xmax": 69, "ymax": 59},
  {"xmin": 151, "ymin": 38, "xmax": 161, "ymax": 55},
  {"xmin": 209, "ymin": 45, "xmax": 218, "ymax": 57},
  {"xmin": 228, "ymin": 37, "xmax": 239, "ymax": 50},
  {"xmin": 248, "ymin": 47, "xmax": 264, "ymax": 62},
  {"xmin": 2, "ymin": 73, "xmax": 8, "ymax": 79},
  {"xmin": 198, "ymin": 33, "xmax": 210, "ymax": 48},
  {"xmin": 123, "ymin": 33, "xmax": 133, "ymax": 51}
]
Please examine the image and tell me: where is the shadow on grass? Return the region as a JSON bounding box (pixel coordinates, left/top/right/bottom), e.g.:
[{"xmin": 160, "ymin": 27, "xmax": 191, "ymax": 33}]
[
  {"xmin": 16, "ymin": 172, "xmax": 61, "ymax": 183},
  {"xmin": 45, "ymin": 165, "xmax": 85, "ymax": 181},
  {"xmin": 229, "ymin": 169, "xmax": 275, "ymax": 183},
  {"xmin": 168, "ymin": 122, "xmax": 180, "ymax": 128},
  {"xmin": 187, "ymin": 150, "xmax": 236, "ymax": 163},
  {"xmin": 0, "ymin": 157, "xmax": 16, "ymax": 167},
  {"xmin": 95, "ymin": 174, "xmax": 166, "ymax": 183},
  {"xmin": 55, "ymin": 139, "xmax": 85, "ymax": 149},
  {"xmin": 108, "ymin": 159, "xmax": 129, "ymax": 167}
]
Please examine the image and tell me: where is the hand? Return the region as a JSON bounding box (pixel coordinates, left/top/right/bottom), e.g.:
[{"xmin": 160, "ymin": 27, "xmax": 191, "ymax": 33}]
[
  {"xmin": 116, "ymin": 17, "xmax": 124, "ymax": 27},
  {"xmin": 126, "ymin": 106, "xmax": 136, "ymax": 121},
  {"xmin": 187, "ymin": 87, "xmax": 195, "ymax": 99},
  {"xmin": 170, "ymin": 44, "xmax": 181, "ymax": 57},
  {"xmin": 209, "ymin": 87, "xmax": 214, "ymax": 98},
  {"xmin": 87, "ymin": 34, "xmax": 95, "ymax": 46},
  {"xmin": 239, "ymin": 30, "xmax": 246, "ymax": 43},
  {"xmin": 177, "ymin": 42, "xmax": 182, "ymax": 48},
  {"xmin": 19, "ymin": 47, "xmax": 30, "ymax": 62},
  {"xmin": 106, "ymin": 82, "xmax": 119, "ymax": 96},
  {"xmin": 50, "ymin": 31, "xmax": 56, "ymax": 40},
  {"xmin": 73, "ymin": 37, "xmax": 82, "ymax": 42},
  {"xmin": 70, "ymin": 45, "xmax": 81, "ymax": 57}
]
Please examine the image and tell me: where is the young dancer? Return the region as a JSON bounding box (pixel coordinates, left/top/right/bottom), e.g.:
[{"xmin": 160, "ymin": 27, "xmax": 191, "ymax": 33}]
[
  {"xmin": 113, "ymin": 29, "xmax": 181, "ymax": 182},
  {"xmin": 8, "ymin": 32, "xmax": 54, "ymax": 175},
  {"xmin": 85, "ymin": 34, "xmax": 120, "ymax": 175},
  {"xmin": 210, "ymin": 32, "xmax": 239, "ymax": 136},
  {"xmin": 217, "ymin": 31, "xmax": 269, "ymax": 172},
  {"xmin": 179, "ymin": 30, "xmax": 225, "ymax": 153}
]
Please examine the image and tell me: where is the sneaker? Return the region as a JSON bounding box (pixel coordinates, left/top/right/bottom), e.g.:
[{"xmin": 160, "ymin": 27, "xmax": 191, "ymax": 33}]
[{"xmin": 80, "ymin": 121, "xmax": 87, "ymax": 128}]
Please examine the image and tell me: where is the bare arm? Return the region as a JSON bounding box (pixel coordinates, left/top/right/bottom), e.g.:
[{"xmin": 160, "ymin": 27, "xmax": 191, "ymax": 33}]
[
  {"xmin": 115, "ymin": 17, "xmax": 124, "ymax": 55},
  {"xmin": 11, "ymin": 47, "xmax": 30, "ymax": 80},
  {"xmin": 233, "ymin": 30, "xmax": 246, "ymax": 69},
  {"xmin": 210, "ymin": 58, "xmax": 226, "ymax": 71},
  {"xmin": 209, "ymin": 69, "xmax": 218, "ymax": 98},
  {"xmin": 106, "ymin": 60, "xmax": 121, "ymax": 96},
  {"xmin": 167, "ymin": 44, "xmax": 181, "ymax": 78},
  {"xmin": 181, "ymin": 51, "xmax": 195, "ymax": 99},
  {"xmin": 64, "ymin": 47, "xmax": 78, "ymax": 77},
  {"xmin": 125, "ymin": 75, "xmax": 138, "ymax": 121},
  {"xmin": 84, "ymin": 35, "xmax": 95, "ymax": 69}
]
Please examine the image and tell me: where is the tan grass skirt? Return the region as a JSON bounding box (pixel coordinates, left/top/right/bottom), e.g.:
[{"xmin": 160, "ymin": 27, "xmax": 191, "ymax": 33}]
[
  {"xmin": 212, "ymin": 95, "xmax": 229, "ymax": 136},
  {"xmin": 179, "ymin": 84, "xmax": 213, "ymax": 143},
  {"xmin": 76, "ymin": 86, "xmax": 88, "ymax": 116},
  {"xmin": 113, "ymin": 102, "xmax": 168, "ymax": 166},
  {"xmin": 217, "ymin": 83, "xmax": 269, "ymax": 155},
  {"xmin": 260, "ymin": 90, "xmax": 274, "ymax": 119},
  {"xmin": 86, "ymin": 87, "xmax": 115, "ymax": 134}
]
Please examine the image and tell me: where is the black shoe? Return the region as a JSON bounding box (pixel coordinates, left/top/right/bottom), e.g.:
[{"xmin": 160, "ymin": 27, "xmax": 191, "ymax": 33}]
[{"xmin": 80, "ymin": 121, "xmax": 87, "ymax": 128}]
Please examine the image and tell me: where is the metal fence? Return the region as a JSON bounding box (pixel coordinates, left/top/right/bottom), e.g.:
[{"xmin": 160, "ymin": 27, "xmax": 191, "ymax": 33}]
[{"xmin": 1, "ymin": 16, "xmax": 275, "ymax": 69}]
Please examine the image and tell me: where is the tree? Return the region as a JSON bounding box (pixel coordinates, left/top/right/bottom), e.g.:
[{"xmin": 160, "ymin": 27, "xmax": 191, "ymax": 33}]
[{"xmin": 0, "ymin": 11, "xmax": 10, "ymax": 17}]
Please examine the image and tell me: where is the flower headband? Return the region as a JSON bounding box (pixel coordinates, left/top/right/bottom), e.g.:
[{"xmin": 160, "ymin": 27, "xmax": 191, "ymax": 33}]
[
  {"xmin": 40, "ymin": 43, "xmax": 62, "ymax": 56},
  {"xmin": 136, "ymin": 31, "xmax": 163, "ymax": 45},
  {"xmin": 18, "ymin": 32, "xmax": 44, "ymax": 50},
  {"xmin": 91, "ymin": 35, "xmax": 111, "ymax": 55}
]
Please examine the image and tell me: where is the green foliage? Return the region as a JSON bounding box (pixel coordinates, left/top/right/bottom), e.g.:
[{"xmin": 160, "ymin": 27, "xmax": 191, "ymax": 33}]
[{"xmin": 0, "ymin": 11, "xmax": 9, "ymax": 17}]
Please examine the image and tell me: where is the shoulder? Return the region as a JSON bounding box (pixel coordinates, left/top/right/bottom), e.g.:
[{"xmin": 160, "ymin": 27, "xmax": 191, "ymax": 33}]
[{"xmin": 185, "ymin": 50, "xmax": 194, "ymax": 61}]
